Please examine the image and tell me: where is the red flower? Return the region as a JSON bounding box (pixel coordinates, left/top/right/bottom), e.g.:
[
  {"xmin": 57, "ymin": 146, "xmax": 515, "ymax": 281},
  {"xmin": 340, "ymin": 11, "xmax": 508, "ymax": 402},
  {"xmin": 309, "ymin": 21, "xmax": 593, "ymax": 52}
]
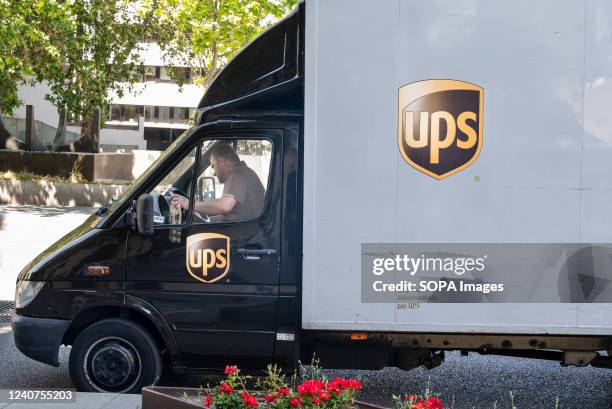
[
  {"xmin": 346, "ymin": 379, "xmax": 363, "ymax": 390},
  {"xmin": 412, "ymin": 402, "xmax": 427, "ymax": 409},
  {"xmin": 406, "ymin": 394, "xmax": 418, "ymax": 402},
  {"xmin": 224, "ymin": 365, "xmax": 238, "ymax": 375},
  {"xmin": 264, "ymin": 394, "xmax": 277, "ymax": 403},
  {"xmin": 203, "ymin": 395, "xmax": 213, "ymax": 408},
  {"xmin": 219, "ymin": 383, "xmax": 234, "ymax": 394},
  {"xmin": 425, "ymin": 396, "xmax": 443, "ymax": 409},
  {"xmin": 318, "ymin": 391, "xmax": 330, "ymax": 401},
  {"xmin": 312, "ymin": 397, "xmax": 321, "ymax": 405},
  {"xmin": 328, "ymin": 377, "xmax": 361, "ymax": 390},
  {"xmin": 290, "ymin": 397, "xmax": 302, "ymax": 407},
  {"xmin": 326, "ymin": 382, "xmax": 341, "ymax": 396},
  {"xmin": 276, "ymin": 388, "xmax": 290, "ymax": 396},
  {"xmin": 330, "ymin": 378, "xmax": 345, "ymax": 389},
  {"xmin": 298, "ymin": 380, "xmax": 325, "ymax": 396},
  {"xmin": 240, "ymin": 391, "xmax": 259, "ymax": 408}
]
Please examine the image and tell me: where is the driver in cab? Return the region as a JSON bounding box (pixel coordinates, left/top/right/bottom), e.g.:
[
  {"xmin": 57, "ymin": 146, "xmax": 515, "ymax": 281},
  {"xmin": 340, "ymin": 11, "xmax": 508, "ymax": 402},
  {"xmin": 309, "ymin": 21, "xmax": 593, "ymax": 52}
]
[{"xmin": 171, "ymin": 143, "xmax": 265, "ymax": 223}]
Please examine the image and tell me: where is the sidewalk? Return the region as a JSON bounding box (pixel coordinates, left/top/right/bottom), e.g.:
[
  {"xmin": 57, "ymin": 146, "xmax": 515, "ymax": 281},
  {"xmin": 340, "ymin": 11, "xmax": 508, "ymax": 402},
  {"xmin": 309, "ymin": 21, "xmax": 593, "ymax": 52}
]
[
  {"xmin": 0, "ymin": 392, "xmax": 141, "ymax": 409},
  {"xmin": 0, "ymin": 205, "xmax": 93, "ymax": 300}
]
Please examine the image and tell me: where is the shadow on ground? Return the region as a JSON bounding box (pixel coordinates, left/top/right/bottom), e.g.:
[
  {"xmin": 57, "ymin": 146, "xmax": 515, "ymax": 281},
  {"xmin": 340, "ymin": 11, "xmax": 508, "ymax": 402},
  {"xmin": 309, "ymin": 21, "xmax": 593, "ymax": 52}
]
[{"xmin": 0, "ymin": 205, "xmax": 94, "ymax": 218}]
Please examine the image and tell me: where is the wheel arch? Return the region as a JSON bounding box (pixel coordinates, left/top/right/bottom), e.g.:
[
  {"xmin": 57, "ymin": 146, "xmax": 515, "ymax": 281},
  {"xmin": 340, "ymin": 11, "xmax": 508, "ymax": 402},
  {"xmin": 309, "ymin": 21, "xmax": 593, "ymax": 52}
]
[{"xmin": 61, "ymin": 296, "xmax": 183, "ymax": 368}]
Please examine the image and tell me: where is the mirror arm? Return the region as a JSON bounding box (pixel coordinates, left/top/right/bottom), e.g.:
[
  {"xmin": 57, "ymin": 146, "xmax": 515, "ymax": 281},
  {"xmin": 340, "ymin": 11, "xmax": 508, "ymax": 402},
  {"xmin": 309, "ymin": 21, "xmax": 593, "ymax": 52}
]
[{"xmin": 125, "ymin": 200, "xmax": 137, "ymax": 230}]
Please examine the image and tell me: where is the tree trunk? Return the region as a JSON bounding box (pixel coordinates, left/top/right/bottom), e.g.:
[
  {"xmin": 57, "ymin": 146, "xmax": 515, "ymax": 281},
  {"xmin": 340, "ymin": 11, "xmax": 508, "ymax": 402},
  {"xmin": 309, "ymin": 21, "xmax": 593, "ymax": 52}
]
[
  {"xmin": 66, "ymin": 109, "xmax": 100, "ymax": 153},
  {"xmin": 53, "ymin": 106, "xmax": 67, "ymax": 148},
  {"xmin": 0, "ymin": 109, "xmax": 11, "ymax": 143},
  {"xmin": 71, "ymin": 115, "xmax": 95, "ymax": 152}
]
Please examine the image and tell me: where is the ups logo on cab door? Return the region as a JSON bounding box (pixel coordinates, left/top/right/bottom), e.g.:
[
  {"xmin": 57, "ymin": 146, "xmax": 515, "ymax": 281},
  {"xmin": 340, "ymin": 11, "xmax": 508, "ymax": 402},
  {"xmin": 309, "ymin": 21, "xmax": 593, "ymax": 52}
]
[
  {"xmin": 186, "ymin": 233, "xmax": 230, "ymax": 283},
  {"xmin": 398, "ymin": 80, "xmax": 483, "ymax": 179}
]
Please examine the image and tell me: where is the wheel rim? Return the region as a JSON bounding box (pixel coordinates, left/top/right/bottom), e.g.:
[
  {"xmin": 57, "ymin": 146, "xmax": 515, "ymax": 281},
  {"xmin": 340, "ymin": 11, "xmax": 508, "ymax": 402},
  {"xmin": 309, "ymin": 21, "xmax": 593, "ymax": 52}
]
[{"xmin": 83, "ymin": 336, "xmax": 142, "ymax": 393}]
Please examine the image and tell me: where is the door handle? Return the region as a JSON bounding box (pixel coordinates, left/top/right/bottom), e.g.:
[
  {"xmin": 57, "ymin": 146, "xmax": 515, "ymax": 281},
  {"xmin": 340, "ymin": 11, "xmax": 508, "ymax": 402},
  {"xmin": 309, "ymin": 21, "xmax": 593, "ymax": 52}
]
[{"xmin": 237, "ymin": 248, "xmax": 277, "ymax": 260}]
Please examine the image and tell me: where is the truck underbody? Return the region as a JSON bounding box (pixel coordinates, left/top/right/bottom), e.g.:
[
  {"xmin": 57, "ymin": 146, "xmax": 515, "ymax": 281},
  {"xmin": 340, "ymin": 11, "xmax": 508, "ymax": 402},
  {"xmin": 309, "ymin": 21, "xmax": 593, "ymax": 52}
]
[{"xmin": 300, "ymin": 332, "xmax": 612, "ymax": 371}]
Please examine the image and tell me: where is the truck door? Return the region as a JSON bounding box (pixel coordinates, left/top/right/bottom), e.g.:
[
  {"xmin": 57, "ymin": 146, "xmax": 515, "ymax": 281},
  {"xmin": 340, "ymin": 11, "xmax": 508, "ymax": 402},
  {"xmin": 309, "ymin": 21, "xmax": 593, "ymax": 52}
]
[{"xmin": 125, "ymin": 126, "xmax": 284, "ymax": 369}]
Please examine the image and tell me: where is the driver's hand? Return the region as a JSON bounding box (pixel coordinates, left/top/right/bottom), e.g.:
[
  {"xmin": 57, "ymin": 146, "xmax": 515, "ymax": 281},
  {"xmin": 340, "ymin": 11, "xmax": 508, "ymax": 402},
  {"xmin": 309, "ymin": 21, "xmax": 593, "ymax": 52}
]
[{"xmin": 171, "ymin": 194, "xmax": 189, "ymax": 210}]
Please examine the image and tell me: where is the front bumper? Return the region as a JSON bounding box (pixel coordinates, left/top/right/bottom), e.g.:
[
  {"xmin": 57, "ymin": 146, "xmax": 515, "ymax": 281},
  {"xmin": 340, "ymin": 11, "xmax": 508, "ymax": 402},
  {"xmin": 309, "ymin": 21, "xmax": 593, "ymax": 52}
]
[{"xmin": 12, "ymin": 312, "xmax": 70, "ymax": 367}]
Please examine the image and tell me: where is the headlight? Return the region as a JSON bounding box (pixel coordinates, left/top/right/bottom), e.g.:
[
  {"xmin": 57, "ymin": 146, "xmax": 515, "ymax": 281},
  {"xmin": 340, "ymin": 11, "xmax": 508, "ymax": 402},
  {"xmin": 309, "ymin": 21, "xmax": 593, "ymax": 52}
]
[{"xmin": 14, "ymin": 281, "xmax": 44, "ymax": 309}]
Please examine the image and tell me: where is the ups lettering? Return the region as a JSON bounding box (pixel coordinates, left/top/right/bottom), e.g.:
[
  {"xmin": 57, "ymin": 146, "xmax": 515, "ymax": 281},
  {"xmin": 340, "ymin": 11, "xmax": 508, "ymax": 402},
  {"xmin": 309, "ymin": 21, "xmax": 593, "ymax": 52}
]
[
  {"xmin": 403, "ymin": 110, "xmax": 478, "ymax": 164},
  {"xmin": 188, "ymin": 248, "xmax": 228, "ymax": 277}
]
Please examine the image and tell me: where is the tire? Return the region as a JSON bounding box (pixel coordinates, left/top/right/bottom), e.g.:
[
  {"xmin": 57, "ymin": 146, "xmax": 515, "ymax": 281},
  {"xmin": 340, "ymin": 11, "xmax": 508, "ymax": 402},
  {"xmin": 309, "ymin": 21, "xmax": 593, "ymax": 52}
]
[{"xmin": 69, "ymin": 318, "xmax": 162, "ymax": 393}]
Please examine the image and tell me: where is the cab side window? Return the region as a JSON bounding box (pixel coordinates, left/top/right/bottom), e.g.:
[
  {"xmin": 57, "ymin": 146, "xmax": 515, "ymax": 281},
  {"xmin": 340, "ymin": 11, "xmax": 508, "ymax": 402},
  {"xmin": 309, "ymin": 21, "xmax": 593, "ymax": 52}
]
[
  {"xmin": 192, "ymin": 139, "xmax": 272, "ymax": 224},
  {"xmin": 149, "ymin": 146, "xmax": 197, "ymax": 225}
]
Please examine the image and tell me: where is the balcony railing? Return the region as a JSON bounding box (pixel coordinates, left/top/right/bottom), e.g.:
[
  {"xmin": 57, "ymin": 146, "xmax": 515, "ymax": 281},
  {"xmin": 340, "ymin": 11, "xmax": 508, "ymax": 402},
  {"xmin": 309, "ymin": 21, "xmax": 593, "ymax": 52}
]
[{"xmin": 3, "ymin": 117, "xmax": 80, "ymax": 151}]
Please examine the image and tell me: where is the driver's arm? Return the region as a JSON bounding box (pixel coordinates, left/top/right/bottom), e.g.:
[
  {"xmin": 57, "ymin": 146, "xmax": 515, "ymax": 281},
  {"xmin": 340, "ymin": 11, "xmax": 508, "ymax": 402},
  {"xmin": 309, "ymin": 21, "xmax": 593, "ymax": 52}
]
[
  {"xmin": 194, "ymin": 194, "xmax": 236, "ymax": 216},
  {"xmin": 171, "ymin": 193, "xmax": 236, "ymax": 216}
]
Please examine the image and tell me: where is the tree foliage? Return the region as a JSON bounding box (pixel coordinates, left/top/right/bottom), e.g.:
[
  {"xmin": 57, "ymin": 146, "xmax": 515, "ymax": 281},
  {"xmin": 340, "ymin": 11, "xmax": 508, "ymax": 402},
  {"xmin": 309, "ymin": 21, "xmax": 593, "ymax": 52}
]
[
  {"xmin": 40, "ymin": 0, "xmax": 164, "ymax": 148},
  {"xmin": 160, "ymin": 0, "xmax": 298, "ymax": 88},
  {"xmin": 0, "ymin": 0, "xmax": 67, "ymax": 148},
  {"xmin": 0, "ymin": 0, "xmax": 165, "ymax": 150},
  {"xmin": 0, "ymin": 0, "xmax": 61, "ymax": 115},
  {"xmin": 0, "ymin": 0, "xmax": 298, "ymax": 151}
]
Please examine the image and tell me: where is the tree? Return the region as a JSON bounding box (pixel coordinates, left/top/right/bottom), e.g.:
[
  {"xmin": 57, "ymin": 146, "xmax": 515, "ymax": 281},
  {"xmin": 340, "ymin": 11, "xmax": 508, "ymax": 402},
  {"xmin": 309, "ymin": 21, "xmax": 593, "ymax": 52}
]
[
  {"xmin": 0, "ymin": 0, "xmax": 297, "ymax": 152},
  {"xmin": 40, "ymin": 0, "xmax": 164, "ymax": 152},
  {"xmin": 0, "ymin": 0, "xmax": 61, "ymax": 148},
  {"xmin": 159, "ymin": 0, "xmax": 298, "ymax": 89}
]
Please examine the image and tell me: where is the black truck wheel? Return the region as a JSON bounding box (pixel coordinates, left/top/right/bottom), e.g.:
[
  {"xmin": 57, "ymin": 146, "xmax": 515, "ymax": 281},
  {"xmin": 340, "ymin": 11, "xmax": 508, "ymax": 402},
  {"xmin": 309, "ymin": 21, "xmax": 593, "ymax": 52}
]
[{"xmin": 69, "ymin": 318, "xmax": 162, "ymax": 393}]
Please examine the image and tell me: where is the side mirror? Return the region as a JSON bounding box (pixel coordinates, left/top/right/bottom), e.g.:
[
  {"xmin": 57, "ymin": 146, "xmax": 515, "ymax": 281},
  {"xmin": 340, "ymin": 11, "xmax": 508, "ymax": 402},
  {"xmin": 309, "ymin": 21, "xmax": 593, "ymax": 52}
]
[
  {"xmin": 136, "ymin": 194, "xmax": 154, "ymax": 235},
  {"xmin": 198, "ymin": 176, "xmax": 216, "ymax": 200}
]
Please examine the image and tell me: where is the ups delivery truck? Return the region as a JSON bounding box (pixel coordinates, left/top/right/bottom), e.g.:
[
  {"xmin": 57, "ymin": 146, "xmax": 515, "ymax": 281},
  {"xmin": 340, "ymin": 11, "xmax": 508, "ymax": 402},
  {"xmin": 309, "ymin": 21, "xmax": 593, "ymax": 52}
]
[{"xmin": 12, "ymin": 0, "xmax": 612, "ymax": 393}]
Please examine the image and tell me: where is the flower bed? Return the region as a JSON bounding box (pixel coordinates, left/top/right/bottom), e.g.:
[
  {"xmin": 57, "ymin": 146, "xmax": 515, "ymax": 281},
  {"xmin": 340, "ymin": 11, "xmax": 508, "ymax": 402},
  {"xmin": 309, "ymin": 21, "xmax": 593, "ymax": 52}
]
[
  {"xmin": 199, "ymin": 365, "xmax": 363, "ymax": 408},
  {"xmin": 141, "ymin": 365, "xmax": 444, "ymax": 409},
  {"xmin": 142, "ymin": 386, "xmax": 388, "ymax": 409}
]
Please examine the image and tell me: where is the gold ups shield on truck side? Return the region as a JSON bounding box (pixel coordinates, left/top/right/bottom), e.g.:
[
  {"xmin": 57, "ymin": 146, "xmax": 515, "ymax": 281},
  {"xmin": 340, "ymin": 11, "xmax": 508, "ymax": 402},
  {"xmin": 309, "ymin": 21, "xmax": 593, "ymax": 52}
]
[
  {"xmin": 186, "ymin": 233, "xmax": 230, "ymax": 283},
  {"xmin": 398, "ymin": 80, "xmax": 484, "ymax": 180}
]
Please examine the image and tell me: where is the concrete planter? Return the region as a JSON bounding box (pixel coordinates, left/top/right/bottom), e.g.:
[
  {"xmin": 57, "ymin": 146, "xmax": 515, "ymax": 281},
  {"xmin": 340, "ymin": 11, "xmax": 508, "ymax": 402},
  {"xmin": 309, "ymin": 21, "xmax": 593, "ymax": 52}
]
[
  {"xmin": 0, "ymin": 178, "xmax": 128, "ymax": 207},
  {"xmin": 0, "ymin": 149, "xmax": 136, "ymax": 182}
]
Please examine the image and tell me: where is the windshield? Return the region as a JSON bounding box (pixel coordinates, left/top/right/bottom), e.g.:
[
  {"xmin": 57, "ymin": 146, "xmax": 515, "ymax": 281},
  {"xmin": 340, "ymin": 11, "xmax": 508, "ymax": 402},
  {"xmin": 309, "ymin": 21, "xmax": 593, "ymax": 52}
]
[{"xmin": 102, "ymin": 127, "xmax": 195, "ymax": 220}]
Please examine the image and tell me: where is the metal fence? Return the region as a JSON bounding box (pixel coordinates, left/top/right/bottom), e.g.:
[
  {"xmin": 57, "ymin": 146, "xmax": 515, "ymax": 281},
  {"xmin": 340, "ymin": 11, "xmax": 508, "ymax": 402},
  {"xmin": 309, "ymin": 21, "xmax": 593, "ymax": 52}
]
[{"xmin": 3, "ymin": 117, "xmax": 80, "ymax": 151}]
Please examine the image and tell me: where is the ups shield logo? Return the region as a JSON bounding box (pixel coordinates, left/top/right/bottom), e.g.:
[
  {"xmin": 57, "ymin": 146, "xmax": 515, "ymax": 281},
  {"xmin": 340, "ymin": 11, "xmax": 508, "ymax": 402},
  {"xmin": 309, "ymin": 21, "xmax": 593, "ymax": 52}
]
[
  {"xmin": 398, "ymin": 80, "xmax": 483, "ymax": 179},
  {"xmin": 186, "ymin": 233, "xmax": 230, "ymax": 283}
]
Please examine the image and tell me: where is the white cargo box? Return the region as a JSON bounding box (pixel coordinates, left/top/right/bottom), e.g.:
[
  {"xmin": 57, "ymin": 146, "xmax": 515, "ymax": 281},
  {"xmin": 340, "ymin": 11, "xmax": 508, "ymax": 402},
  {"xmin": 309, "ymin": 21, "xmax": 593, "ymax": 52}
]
[{"xmin": 302, "ymin": 0, "xmax": 612, "ymax": 335}]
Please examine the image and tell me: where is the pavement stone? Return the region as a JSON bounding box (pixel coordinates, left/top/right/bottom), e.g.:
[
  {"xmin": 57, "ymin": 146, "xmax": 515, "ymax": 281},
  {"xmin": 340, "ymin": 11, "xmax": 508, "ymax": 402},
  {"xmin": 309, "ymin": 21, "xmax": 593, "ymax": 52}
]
[
  {"xmin": 102, "ymin": 393, "xmax": 142, "ymax": 409},
  {"xmin": 2, "ymin": 392, "xmax": 141, "ymax": 409}
]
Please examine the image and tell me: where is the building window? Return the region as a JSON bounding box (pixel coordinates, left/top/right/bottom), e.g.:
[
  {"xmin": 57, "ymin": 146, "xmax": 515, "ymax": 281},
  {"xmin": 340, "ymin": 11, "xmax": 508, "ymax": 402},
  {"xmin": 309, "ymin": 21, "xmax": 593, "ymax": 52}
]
[
  {"xmin": 110, "ymin": 105, "xmax": 122, "ymax": 121},
  {"xmin": 144, "ymin": 66, "xmax": 156, "ymax": 82},
  {"xmin": 125, "ymin": 105, "xmax": 143, "ymax": 122},
  {"xmin": 108, "ymin": 104, "xmax": 143, "ymax": 122},
  {"xmin": 132, "ymin": 105, "xmax": 193, "ymax": 124},
  {"xmin": 172, "ymin": 67, "xmax": 191, "ymax": 83}
]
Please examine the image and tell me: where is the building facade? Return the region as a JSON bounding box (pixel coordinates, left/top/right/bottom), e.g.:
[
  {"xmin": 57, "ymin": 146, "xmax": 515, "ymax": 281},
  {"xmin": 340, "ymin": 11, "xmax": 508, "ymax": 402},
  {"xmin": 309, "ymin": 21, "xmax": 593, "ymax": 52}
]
[{"xmin": 11, "ymin": 43, "xmax": 204, "ymax": 152}]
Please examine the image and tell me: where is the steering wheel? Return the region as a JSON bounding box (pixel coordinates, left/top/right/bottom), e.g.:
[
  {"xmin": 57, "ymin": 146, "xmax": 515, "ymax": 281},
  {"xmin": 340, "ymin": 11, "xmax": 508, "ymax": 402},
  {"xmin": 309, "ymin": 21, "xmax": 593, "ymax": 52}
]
[
  {"xmin": 149, "ymin": 186, "xmax": 186, "ymax": 224},
  {"xmin": 167, "ymin": 186, "xmax": 189, "ymax": 199},
  {"xmin": 164, "ymin": 186, "xmax": 211, "ymax": 224}
]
